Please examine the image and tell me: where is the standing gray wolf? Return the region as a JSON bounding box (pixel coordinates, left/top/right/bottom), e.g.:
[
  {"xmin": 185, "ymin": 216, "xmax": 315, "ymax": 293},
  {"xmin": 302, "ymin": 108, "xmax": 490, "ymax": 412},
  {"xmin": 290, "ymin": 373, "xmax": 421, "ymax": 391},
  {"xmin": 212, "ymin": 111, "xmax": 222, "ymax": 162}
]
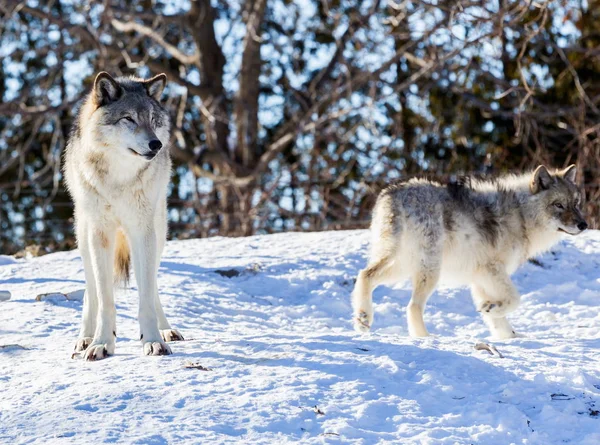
[
  {"xmin": 352, "ymin": 166, "xmax": 588, "ymax": 339},
  {"xmin": 64, "ymin": 72, "xmax": 183, "ymax": 360}
]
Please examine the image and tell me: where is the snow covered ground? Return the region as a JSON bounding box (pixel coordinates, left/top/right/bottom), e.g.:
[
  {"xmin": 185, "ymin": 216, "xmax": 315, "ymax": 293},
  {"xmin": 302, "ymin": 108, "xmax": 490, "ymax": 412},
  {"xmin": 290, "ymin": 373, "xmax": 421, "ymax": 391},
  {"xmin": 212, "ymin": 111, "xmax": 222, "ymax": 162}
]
[{"xmin": 1, "ymin": 230, "xmax": 600, "ymax": 444}]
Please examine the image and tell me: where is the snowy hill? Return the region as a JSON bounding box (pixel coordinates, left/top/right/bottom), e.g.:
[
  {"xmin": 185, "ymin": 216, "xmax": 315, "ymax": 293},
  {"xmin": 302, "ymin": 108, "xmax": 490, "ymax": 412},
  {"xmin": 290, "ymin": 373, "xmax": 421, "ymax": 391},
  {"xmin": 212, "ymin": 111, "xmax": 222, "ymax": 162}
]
[{"xmin": 1, "ymin": 230, "xmax": 600, "ymax": 444}]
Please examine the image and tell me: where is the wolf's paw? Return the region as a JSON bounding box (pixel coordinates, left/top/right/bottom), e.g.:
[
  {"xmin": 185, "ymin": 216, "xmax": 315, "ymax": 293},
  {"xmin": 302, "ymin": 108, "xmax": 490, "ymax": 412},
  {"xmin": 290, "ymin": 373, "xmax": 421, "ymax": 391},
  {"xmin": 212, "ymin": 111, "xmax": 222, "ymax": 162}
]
[
  {"xmin": 160, "ymin": 329, "xmax": 184, "ymax": 342},
  {"xmin": 143, "ymin": 340, "xmax": 172, "ymax": 356},
  {"xmin": 74, "ymin": 337, "xmax": 94, "ymax": 352},
  {"xmin": 83, "ymin": 342, "xmax": 115, "ymax": 361},
  {"xmin": 353, "ymin": 310, "xmax": 372, "ymax": 333}
]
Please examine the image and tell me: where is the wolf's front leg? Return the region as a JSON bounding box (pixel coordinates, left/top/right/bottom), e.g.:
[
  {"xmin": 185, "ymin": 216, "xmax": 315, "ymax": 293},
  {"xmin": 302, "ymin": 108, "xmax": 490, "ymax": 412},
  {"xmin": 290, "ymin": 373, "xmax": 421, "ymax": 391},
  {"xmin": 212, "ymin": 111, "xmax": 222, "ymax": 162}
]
[
  {"xmin": 482, "ymin": 314, "xmax": 518, "ymax": 339},
  {"xmin": 471, "ymin": 277, "xmax": 520, "ymax": 339},
  {"xmin": 129, "ymin": 230, "xmax": 172, "ymax": 356},
  {"xmin": 75, "ymin": 290, "xmax": 97, "ymax": 352},
  {"xmin": 82, "ymin": 224, "xmax": 118, "ymax": 361},
  {"xmin": 74, "ymin": 221, "xmax": 98, "ymax": 352},
  {"xmin": 473, "ymin": 267, "xmax": 521, "ymax": 318}
]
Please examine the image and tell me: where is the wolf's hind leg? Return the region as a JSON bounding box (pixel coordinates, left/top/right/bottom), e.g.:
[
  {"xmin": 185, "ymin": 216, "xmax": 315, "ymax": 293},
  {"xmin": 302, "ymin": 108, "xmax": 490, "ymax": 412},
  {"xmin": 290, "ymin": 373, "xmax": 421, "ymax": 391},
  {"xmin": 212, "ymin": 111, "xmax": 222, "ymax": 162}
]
[
  {"xmin": 153, "ymin": 215, "xmax": 184, "ymax": 343},
  {"xmin": 156, "ymin": 296, "xmax": 184, "ymax": 342},
  {"xmin": 156, "ymin": 300, "xmax": 184, "ymax": 342},
  {"xmin": 407, "ymin": 266, "xmax": 440, "ymax": 337},
  {"xmin": 352, "ymin": 255, "xmax": 397, "ymax": 332},
  {"xmin": 353, "ymin": 192, "xmax": 399, "ymax": 333}
]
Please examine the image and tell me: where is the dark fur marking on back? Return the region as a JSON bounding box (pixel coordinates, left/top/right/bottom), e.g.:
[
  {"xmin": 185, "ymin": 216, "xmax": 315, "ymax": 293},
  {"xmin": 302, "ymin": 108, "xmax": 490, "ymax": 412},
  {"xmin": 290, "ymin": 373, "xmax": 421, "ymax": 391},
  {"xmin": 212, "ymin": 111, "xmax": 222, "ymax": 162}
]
[
  {"xmin": 447, "ymin": 176, "xmax": 502, "ymax": 245},
  {"xmin": 443, "ymin": 207, "xmax": 455, "ymax": 232}
]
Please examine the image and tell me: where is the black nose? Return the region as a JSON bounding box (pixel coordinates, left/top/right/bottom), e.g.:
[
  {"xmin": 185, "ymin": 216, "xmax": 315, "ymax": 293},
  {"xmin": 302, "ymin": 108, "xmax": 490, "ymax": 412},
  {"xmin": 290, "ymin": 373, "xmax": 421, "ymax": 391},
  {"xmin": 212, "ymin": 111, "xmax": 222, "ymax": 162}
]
[
  {"xmin": 578, "ymin": 221, "xmax": 588, "ymax": 231},
  {"xmin": 149, "ymin": 139, "xmax": 162, "ymax": 152}
]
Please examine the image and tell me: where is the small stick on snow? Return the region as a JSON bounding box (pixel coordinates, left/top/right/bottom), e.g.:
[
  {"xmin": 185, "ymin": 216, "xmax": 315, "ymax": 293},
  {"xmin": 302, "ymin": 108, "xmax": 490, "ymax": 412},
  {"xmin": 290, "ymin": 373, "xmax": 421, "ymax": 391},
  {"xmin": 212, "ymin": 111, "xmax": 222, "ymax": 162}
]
[
  {"xmin": 551, "ymin": 393, "xmax": 574, "ymax": 401},
  {"xmin": 0, "ymin": 291, "xmax": 10, "ymax": 301},
  {"xmin": 474, "ymin": 342, "xmax": 504, "ymax": 358},
  {"xmin": 184, "ymin": 361, "xmax": 213, "ymax": 371}
]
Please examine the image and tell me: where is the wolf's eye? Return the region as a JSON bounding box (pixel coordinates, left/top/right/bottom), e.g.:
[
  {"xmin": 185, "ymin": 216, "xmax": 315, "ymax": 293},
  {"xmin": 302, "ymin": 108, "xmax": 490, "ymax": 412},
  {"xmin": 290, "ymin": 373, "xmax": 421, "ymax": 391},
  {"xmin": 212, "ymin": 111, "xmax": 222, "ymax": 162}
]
[
  {"xmin": 553, "ymin": 202, "xmax": 564, "ymax": 209},
  {"xmin": 121, "ymin": 116, "xmax": 136, "ymax": 124}
]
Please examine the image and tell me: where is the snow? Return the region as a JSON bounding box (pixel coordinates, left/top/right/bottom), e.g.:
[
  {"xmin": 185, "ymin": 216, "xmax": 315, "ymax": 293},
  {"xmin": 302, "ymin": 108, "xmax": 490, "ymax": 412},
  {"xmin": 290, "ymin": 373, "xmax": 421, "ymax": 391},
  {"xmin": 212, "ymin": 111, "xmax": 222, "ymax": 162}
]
[{"xmin": 1, "ymin": 229, "xmax": 600, "ymax": 444}]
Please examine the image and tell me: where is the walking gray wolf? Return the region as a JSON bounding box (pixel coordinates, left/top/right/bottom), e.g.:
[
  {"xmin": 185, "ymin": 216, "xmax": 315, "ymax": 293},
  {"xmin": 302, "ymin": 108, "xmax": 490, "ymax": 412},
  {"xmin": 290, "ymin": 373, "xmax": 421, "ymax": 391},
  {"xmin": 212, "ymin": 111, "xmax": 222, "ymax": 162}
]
[
  {"xmin": 64, "ymin": 72, "xmax": 183, "ymax": 361},
  {"xmin": 352, "ymin": 166, "xmax": 588, "ymax": 339}
]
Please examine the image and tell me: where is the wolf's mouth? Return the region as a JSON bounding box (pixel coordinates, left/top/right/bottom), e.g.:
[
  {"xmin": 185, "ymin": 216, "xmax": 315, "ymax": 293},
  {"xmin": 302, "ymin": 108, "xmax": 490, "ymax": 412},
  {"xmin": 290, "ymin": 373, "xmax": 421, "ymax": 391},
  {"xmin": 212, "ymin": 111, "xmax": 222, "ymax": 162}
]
[
  {"xmin": 558, "ymin": 228, "xmax": 581, "ymax": 235},
  {"xmin": 129, "ymin": 147, "xmax": 156, "ymax": 161}
]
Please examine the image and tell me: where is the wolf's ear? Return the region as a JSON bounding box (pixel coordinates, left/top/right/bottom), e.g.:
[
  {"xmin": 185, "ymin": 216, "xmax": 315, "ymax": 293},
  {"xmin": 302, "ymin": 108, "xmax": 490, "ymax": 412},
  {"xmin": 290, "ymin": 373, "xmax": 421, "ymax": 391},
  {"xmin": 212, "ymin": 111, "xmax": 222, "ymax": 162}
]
[
  {"xmin": 562, "ymin": 164, "xmax": 577, "ymax": 184},
  {"xmin": 145, "ymin": 74, "xmax": 167, "ymax": 101},
  {"xmin": 93, "ymin": 72, "xmax": 121, "ymax": 107},
  {"xmin": 530, "ymin": 165, "xmax": 553, "ymax": 194}
]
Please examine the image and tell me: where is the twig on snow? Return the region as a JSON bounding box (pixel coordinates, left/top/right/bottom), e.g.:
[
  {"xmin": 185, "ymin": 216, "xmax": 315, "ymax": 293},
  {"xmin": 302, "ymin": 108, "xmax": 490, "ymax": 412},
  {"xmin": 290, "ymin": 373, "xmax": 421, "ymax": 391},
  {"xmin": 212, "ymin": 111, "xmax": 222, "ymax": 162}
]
[
  {"xmin": 184, "ymin": 361, "xmax": 213, "ymax": 371},
  {"xmin": 474, "ymin": 342, "xmax": 504, "ymax": 358}
]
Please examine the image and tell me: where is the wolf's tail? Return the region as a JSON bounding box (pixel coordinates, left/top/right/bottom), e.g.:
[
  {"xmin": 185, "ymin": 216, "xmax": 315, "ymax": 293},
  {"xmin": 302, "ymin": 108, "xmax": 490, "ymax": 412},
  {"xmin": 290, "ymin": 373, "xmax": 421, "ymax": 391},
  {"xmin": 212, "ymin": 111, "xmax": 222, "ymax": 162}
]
[{"xmin": 114, "ymin": 230, "xmax": 131, "ymax": 285}]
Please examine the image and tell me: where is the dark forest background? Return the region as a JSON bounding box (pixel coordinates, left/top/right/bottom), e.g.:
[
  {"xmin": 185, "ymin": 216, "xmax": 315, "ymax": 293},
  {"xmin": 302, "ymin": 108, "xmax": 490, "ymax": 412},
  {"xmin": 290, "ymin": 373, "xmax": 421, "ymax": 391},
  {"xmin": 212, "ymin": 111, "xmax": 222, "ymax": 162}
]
[{"xmin": 1, "ymin": 0, "xmax": 599, "ymax": 255}]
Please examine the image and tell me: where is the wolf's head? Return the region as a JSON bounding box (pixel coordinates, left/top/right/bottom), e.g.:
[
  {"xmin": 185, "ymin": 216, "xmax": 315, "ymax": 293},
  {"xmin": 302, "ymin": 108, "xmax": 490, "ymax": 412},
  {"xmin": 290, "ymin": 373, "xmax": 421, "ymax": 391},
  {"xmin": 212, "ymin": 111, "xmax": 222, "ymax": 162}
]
[
  {"xmin": 86, "ymin": 72, "xmax": 170, "ymax": 161},
  {"xmin": 530, "ymin": 165, "xmax": 588, "ymax": 235}
]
